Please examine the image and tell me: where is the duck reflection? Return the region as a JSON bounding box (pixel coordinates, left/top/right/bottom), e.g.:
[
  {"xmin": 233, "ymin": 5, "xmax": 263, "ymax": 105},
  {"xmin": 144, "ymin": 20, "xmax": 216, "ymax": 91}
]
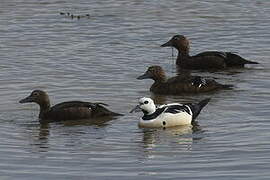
[
  {"xmin": 26, "ymin": 122, "xmax": 50, "ymax": 152},
  {"xmin": 59, "ymin": 116, "xmax": 118, "ymax": 127},
  {"xmin": 135, "ymin": 120, "xmax": 205, "ymax": 162},
  {"xmin": 141, "ymin": 122, "xmax": 203, "ymax": 149},
  {"xmin": 38, "ymin": 123, "xmax": 50, "ymax": 141},
  {"xmin": 29, "ymin": 116, "xmax": 117, "ymax": 152}
]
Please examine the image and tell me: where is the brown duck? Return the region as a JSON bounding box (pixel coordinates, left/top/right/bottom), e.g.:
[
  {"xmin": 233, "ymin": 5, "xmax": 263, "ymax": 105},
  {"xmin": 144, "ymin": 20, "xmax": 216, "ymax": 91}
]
[
  {"xmin": 161, "ymin": 35, "xmax": 259, "ymax": 70},
  {"xmin": 137, "ymin": 66, "xmax": 232, "ymax": 95},
  {"xmin": 19, "ymin": 90, "xmax": 121, "ymax": 123}
]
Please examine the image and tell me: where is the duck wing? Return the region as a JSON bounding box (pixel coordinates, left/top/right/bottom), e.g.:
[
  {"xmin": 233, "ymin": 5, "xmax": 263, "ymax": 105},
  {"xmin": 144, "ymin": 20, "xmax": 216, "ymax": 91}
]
[
  {"xmin": 168, "ymin": 74, "xmax": 212, "ymax": 87},
  {"xmin": 180, "ymin": 51, "xmax": 225, "ymax": 69},
  {"xmin": 42, "ymin": 101, "xmax": 120, "ymax": 121},
  {"xmin": 197, "ymin": 77, "xmax": 233, "ymax": 91},
  {"xmin": 195, "ymin": 51, "xmax": 258, "ymax": 67},
  {"xmin": 167, "ymin": 74, "xmax": 193, "ymax": 84},
  {"xmin": 223, "ymin": 52, "xmax": 259, "ymax": 67},
  {"xmin": 163, "ymin": 75, "xmax": 208, "ymax": 94},
  {"xmin": 51, "ymin": 101, "xmax": 108, "ymax": 110},
  {"xmin": 164, "ymin": 104, "xmax": 192, "ymax": 115},
  {"xmin": 153, "ymin": 72, "xmax": 232, "ymax": 94},
  {"xmin": 194, "ymin": 51, "xmax": 227, "ymax": 59},
  {"xmin": 90, "ymin": 103, "xmax": 122, "ymax": 117}
]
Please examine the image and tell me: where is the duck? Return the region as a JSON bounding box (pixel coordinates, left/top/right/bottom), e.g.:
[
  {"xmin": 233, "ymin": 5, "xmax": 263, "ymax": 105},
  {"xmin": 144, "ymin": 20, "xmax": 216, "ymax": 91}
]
[
  {"xmin": 161, "ymin": 35, "xmax": 259, "ymax": 70},
  {"xmin": 130, "ymin": 97, "xmax": 210, "ymax": 128},
  {"xmin": 137, "ymin": 66, "xmax": 232, "ymax": 95},
  {"xmin": 19, "ymin": 90, "xmax": 121, "ymax": 123},
  {"xmin": 59, "ymin": 12, "xmax": 90, "ymax": 19}
]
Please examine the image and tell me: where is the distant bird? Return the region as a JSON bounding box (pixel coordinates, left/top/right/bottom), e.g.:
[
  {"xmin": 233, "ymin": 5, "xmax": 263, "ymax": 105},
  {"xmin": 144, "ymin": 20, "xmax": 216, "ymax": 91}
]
[
  {"xmin": 59, "ymin": 12, "xmax": 90, "ymax": 20},
  {"xmin": 161, "ymin": 35, "xmax": 259, "ymax": 70},
  {"xmin": 130, "ymin": 97, "xmax": 210, "ymax": 128},
  {"xmin": 137, "ymin": 66, "xmax": 233, "ymax": 95},
  {"xmin": 19, "ymin": 90, "xmax": 121, "ymax": 123}
]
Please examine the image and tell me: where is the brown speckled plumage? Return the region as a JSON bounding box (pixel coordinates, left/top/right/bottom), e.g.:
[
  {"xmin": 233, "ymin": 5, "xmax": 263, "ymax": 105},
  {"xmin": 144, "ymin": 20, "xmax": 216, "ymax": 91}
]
[
  {"xmin": 19, "ymin": 90, "xmax": 121, "ymax": 123},
  {"xmin": 137, "ymin": 66, "xmax": 232, "ymax": 95},
  {"xmin": 161, "ymin": 35, "xmax": 259, "ymax": 70}
]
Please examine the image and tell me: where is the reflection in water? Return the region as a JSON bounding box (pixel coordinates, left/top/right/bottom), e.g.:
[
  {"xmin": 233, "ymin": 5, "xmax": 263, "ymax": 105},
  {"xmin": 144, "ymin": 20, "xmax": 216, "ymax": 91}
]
[
  {"xmin": 141, "ymin": 125, "xmax": 192, "ymax": 147},
  {"xmin": 1, "ymin": 0, "xmax": 268, "ymax": 178},
  {"xmin": 27, "ymin": 122, "xmax": 51, "ymax": 152},
  {"xmin": 191, "ymin": 121, "xmax": 203, "ymax": 134},
  {"xmin": 59, "ymin": 116, "xmax": 118, "ymax": 127},
  {"xmin": 29, "ymin": 116, "xmax": 117, "ymax": 152},
  {"xmin": 38, "ymin": 123, "xmax": 50, "ymax": 141},
  {"xmin": 136, "ymin": 123, "xmax": 204, "ymax": 162},
  {"xmin": 139, "ymin": 122, "xmax": 204, "ymax": 158}
]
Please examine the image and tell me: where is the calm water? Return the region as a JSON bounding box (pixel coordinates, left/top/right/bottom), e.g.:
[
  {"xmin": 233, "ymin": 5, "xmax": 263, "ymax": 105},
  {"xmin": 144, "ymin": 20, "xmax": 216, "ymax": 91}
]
[{"xmin": 0, "ymin": 0, "xmax": 270, "ymax": 179}]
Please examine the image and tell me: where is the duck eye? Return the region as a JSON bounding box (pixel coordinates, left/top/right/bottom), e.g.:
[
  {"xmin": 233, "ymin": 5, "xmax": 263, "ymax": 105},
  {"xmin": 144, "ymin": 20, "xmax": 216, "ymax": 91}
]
[
  {"xmin": 33, "ymin": 92, "xmax": 38, "ymax": 96},
  {"xmin": 144, "ymin": 101, "xmax": 149, "ymax": 104}
]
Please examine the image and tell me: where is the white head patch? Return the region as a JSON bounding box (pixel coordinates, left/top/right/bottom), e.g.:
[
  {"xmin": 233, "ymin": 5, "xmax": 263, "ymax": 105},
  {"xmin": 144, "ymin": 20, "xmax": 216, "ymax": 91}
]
[{"xmin": 138, "ymin": 97, "xmax": 156, "ymax": 115}]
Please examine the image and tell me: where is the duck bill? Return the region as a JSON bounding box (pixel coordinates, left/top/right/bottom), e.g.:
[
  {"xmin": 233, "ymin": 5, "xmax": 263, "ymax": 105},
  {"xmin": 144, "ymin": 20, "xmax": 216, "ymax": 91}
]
[
  {"xmin": 130, "ymin": 105, "xmax": 141, "ymax": 113},
  {"xmin": 19, "ymin": 96, "xmax": 34, "ymax": 103},
  {"xmin": 161, "ymin": 40, "xmax": 173, "ymax": 47},
  {"xmin": 137, "ymin": 72, "xmax": 152, "ymax": 80}
]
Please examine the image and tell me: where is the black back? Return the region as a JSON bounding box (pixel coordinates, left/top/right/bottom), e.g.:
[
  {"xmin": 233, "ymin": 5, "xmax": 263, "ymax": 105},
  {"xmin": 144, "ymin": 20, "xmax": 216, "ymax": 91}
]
[
  {"xmin": 186, "ymin": 98, "xmax": 211, "ymax": 121},
  {"xmin": 142, "ymin": 104, "xmax": 192, "ymax": 121}
]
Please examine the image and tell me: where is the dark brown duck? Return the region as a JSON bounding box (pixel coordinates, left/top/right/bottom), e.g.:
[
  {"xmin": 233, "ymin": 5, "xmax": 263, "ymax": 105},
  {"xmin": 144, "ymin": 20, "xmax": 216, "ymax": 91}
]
[
  {"xmin": 161, "ymin": 35, "xmax": 259, "ymax": 70},
  {"xmin": 137, "ymin": 66, "xmax": 232, "ymax": 95},
  {"xmin": 19, "ymin": 90, "xmax": 121, "ymax": 123}
]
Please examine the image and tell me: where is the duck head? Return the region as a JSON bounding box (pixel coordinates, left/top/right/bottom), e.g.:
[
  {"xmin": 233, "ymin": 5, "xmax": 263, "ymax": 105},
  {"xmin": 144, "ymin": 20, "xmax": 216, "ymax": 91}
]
[
  {"xmin": 137, "ymin": 66, "xmax": 166, "ymax": 82},
  {"xmin": 19, "ymin": 90, "xmax": 51, "ymax": 109},
  {"xmin": 161, "ymin": 35, "xmax": 190, "ymax": 55},
  {"xmin": 130, "ymin": 97, "xmax": 156, "ymax": 115}
]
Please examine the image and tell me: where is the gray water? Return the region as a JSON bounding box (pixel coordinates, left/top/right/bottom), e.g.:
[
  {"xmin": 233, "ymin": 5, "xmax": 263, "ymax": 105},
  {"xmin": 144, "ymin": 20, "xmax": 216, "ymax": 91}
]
[{"xmin": 0, "ymin": 0, "xmax": 270, "ymax": 179}]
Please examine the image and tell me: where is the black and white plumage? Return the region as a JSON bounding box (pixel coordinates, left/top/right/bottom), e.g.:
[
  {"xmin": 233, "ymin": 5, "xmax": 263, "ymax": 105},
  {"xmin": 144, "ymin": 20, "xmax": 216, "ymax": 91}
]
[{"xmin": 130, "ymin": 97, "xmax": 210, "ymax": 128}]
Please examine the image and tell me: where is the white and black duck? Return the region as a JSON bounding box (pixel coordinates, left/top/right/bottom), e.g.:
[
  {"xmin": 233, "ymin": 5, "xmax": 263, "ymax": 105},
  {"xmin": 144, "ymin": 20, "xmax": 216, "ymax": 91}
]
[{"xmin": 130, "ymin": 97, "xmax": 210, "ymax": 128}]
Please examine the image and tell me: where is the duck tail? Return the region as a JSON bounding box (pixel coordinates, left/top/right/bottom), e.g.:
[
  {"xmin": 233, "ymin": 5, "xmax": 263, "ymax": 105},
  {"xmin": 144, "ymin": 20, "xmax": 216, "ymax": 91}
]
[
  {"xmin": 245, "ymin": 60, "xmax": 259, "ymax": 64},
  {"xmin": 111, "ymin": 112, "xmax": 124, "ymax": 116},
  {"xmin": 220, "ymin": 84, "xmax": 234, "ymax": 89},
  {"xmin": 190, "ymin": 98, "xmax": 211, "ymax": 121},
  {"xmin": 226, "ymin": 52, "xmax": 259, "ymax": 65}
]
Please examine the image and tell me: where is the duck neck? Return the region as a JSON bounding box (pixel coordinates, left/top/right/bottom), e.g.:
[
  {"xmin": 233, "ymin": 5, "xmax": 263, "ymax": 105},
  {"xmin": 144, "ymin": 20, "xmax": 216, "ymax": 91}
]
[
  {"xmin": 153, "ymin": 72, "xmax": 167, "ymax": 83},
  {"xmin": 143, "ymin": 106, "xmax": 156, "ymax": 116},
  {"xmin": 151, "ymin": 73, "xmax": 167, "ymax": 93},
  {"xmin": 176, "ymin": 46, "xmax": 190, "ymax": 65},
  {"xmin": 38, "ymin": 101, "xmax": 51, "ymax": 119},
  {"xmin": 177, "ymin": 49, "xmax": 190, "ymax": 58}
]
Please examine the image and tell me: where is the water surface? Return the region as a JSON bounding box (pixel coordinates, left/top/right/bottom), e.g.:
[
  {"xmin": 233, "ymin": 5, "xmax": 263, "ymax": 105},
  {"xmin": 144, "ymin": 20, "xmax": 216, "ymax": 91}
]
[{"xmin": 0, "ymin": 0, "xmax": 270, "ymax": 179}]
